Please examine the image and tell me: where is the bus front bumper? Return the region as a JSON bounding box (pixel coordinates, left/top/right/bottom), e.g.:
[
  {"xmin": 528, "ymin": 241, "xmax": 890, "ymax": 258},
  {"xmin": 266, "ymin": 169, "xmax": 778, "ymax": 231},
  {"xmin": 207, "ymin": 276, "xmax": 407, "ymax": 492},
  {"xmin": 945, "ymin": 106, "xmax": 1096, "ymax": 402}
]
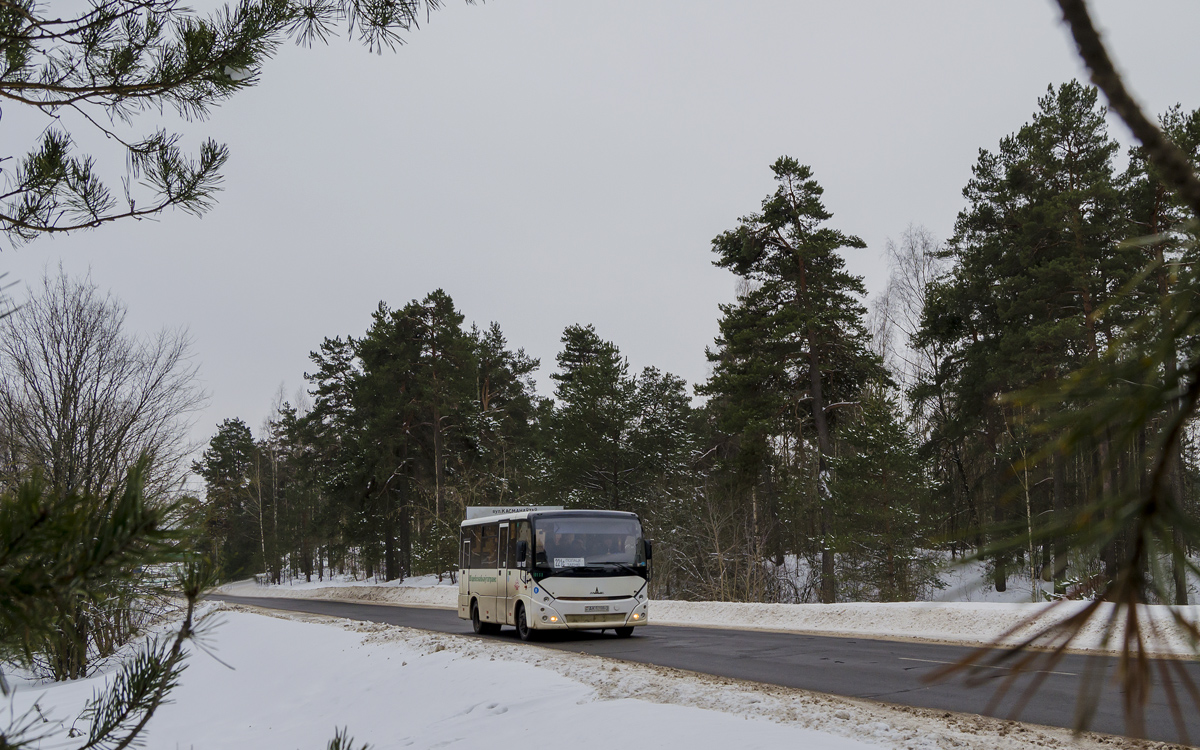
[{"xmin": 533, "ymin": 597, "xmax": 648, "ymax": 630}]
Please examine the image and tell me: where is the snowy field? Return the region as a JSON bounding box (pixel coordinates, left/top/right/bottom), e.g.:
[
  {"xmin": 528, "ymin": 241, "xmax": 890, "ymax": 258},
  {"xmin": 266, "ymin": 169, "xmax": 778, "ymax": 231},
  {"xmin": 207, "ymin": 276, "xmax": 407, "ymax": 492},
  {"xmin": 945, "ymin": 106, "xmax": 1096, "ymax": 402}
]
[
  {"xmin": 2, "ymin": 604, "xmax": 1158, "ymax": 750},
  {"xmin": 219, "ymin": 575, "xmax": 1200, "ymax": 656}
]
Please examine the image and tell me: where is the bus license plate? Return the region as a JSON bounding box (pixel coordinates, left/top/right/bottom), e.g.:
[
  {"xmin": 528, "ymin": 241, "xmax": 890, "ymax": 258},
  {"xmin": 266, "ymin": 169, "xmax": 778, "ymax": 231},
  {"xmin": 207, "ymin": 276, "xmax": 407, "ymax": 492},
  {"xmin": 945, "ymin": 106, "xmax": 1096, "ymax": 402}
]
[{"xmin": 584, "ymin": 605, "xmax": 609, "ymax": 613}]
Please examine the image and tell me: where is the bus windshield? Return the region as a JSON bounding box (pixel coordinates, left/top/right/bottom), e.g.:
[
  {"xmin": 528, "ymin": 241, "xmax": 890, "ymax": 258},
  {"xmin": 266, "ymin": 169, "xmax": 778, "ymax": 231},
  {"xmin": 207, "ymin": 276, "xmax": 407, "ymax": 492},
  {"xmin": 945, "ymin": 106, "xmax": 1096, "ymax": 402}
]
[{"xmin": 533, "ymin": 516, "xmax": 644, "ymax": 570}]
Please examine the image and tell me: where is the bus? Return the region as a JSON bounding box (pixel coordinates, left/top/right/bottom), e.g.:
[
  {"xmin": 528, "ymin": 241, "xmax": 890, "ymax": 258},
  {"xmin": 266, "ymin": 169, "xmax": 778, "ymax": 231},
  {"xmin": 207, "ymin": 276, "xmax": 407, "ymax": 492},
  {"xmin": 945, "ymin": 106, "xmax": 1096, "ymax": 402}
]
[{"xmin": 458, "ymin": 508, "xmax": 651, "ymax": 640}]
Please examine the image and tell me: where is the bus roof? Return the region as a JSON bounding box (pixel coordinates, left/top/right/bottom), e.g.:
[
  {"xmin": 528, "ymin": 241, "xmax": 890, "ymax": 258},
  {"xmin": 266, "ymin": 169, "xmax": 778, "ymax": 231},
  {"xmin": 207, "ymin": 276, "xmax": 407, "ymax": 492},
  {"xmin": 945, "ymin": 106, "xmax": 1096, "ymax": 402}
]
[{"xmin": 459, "ymin": 508, "xmax": 639, "ymax": 528}]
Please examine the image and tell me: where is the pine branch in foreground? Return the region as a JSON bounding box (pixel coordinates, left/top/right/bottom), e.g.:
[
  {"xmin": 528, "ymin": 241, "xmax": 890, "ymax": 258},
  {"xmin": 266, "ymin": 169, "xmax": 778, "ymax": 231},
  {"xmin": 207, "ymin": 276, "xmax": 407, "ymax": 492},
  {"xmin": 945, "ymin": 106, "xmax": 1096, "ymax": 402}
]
[{"xmin": 929, "ymin": 1, "xmax": 1200, "ymax": 741}]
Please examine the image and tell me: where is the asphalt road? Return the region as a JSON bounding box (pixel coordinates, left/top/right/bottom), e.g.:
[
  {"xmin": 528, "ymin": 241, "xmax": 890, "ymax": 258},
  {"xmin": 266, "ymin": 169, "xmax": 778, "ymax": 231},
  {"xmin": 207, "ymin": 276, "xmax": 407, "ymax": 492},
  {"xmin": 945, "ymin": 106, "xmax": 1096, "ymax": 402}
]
[{"xmin": 210, "ymin": 594, "xmax": 1200, "ymax": 744}]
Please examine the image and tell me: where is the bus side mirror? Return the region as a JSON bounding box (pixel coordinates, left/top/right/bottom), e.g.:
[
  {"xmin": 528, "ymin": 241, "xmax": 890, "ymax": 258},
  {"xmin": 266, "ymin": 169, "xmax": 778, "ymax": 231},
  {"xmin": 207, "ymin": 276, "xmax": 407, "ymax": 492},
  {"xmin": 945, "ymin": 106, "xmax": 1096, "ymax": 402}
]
[
  {"xmin": 644, "ymin": 540, "xmax": 653, "ymax": 561},
  {"xmin": 516, "ymin": 540, "xmax": 528, "ymax": 568}
]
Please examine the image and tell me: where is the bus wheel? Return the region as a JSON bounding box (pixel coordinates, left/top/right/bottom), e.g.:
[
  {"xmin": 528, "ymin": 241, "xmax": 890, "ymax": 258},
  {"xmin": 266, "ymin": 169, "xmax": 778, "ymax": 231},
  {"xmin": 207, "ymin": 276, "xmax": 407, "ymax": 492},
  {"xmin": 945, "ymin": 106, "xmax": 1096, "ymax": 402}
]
[
  {"xmin": 516, "ymin": 603, "xmax": 537, "ymax": 642},
  {"xmin": 614, "ymin": 627, "xmax": 634, "ymax": 638},
  {"xmin": 471, "ymin": 602, "xmax": 485, "ymax": 635}
]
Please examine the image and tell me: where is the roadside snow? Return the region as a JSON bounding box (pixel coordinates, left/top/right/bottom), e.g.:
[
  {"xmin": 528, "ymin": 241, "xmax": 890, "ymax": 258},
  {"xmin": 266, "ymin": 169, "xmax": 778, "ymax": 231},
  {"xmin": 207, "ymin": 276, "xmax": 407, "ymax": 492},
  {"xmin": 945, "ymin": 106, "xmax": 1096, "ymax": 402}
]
[
  {"xmin": 650, "ymin": 599, "xmax": 1200, "ymax": 655},
  {"xmin": 256, "ymin": 572, "xmax": 455, "ymax": 591},
  {"xmin": 218, "ymin": 578, "xmax": 1200, "ymax": 656},
  {"xmin": 221, "ymin": 576, "xmax": 457, "ymax": 609},
  {"xmin": 3, "ymin": 605, "xmax": 1157, "ymax": 750}
]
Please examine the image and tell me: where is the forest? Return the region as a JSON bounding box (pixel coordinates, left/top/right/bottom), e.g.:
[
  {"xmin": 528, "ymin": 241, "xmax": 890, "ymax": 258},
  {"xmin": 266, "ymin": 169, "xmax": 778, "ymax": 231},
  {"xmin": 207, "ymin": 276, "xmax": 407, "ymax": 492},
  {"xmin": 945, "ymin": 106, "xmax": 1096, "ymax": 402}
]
[{"xmin": 195, "ymin": 80, "xmax": 1200, "ymax": 606}]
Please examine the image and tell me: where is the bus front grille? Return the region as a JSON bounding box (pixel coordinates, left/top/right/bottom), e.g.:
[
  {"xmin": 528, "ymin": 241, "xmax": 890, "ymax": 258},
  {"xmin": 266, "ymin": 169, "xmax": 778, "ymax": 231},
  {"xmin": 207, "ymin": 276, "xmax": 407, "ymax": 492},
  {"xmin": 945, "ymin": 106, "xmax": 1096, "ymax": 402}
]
[{"xmin": 565, "ymin": 614, "xmax": 626, "ymax": 624}]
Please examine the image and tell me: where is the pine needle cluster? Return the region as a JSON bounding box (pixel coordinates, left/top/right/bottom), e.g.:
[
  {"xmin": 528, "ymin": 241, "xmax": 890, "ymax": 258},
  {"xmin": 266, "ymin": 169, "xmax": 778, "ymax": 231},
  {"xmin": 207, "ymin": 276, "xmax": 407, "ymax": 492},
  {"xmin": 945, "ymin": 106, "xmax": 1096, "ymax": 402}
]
[{"xmin": 0, "ymin": 0, "xmax": 458, "ymax": 244}]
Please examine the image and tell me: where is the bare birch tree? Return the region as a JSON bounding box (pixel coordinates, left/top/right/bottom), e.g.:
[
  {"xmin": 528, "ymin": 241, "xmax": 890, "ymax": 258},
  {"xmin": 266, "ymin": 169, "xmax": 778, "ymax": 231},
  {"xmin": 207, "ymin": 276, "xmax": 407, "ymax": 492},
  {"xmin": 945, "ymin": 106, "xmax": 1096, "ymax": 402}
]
[
  {"xmin": 0, "ymin": 269, "xmax": 204, "ymax": 502},
  {"xmin": 877, "ymin": 225, "xmax": 947, "ymax": 395}
]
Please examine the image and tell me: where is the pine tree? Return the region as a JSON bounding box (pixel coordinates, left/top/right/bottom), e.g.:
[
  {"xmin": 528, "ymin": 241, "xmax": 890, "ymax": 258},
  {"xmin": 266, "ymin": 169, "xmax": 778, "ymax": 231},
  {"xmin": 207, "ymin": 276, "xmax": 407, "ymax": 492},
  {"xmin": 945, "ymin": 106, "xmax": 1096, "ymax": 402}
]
[
  {"xmin": 829, "ymin": 389, "xmax": 935, "ymax": 601},
  {"xmin": 298, "ymin": 291, "xmax": 542, "ymax": 580},
  {"xmin": 1122, "ymin": 104, "xmax": 1200, "ymax": 604},
  {"xmin": 545, "ymin": 325, "xmax": 694, "ymax": 520},
  {"xmin": 916, "ymin": 81, "xmax": 1141, "ymax": 594},
  {"xmin": 547, "ymin": 324, "xmax": 640, "ymax": 510},
  {"xmin": 701, "ymin": 156, "xmax": 884, "ymax": 603},
  {"xmin": 194, "ymin": 418, "xmax": 258, "ymax": 579},
  {"xmin": 465, "ymin": 321, "xmax": 544, "ymax": 504},
  {"xmin": 302, "ymin": 335, "xmax": 369, "ymax": 578}
]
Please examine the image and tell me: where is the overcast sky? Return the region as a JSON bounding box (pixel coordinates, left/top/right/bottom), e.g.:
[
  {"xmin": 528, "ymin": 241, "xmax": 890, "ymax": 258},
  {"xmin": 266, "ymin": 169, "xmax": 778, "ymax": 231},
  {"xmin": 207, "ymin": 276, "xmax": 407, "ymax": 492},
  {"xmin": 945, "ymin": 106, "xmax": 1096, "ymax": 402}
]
[{"xmin": 5, "ymin": 1, "xmax": 1200, "ymax": 451}]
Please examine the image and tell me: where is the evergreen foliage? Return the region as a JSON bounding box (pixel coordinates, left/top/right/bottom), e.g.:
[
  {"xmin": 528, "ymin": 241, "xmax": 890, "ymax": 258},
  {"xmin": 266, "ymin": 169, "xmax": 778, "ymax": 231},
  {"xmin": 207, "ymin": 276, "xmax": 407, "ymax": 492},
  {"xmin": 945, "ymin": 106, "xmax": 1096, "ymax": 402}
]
[
  {"xmin": 0, "ymin": 460, "xmax": 208, "ymax": 748},
  {"xmin": 700, "ymin": 157, "xmax": 888, "ymax": 603},
  {"xmin": 0, "ymin": 0, "xmax": 458, "ymax": 245},
  {"xmin": 539, "ymin": 325, "xmax": 696, "ymax": 593},
  {"xmin": 14, "ymin": 0, "xmax": 1197, "ymax": 736},
  {"xmin": 193, "ymin": 418, "xmax": 256, "ymax": 579},
  {"xmin": 829, "ymin": 389, "xmax": 938, "ymax": 602},
  {"xmin": 911, "ymin": 81, "xmax": 1200, "ymax": 605},
  {"xmin": 197, "ymin": 290, "xmax": 547, "ymax": 584},
  {"xmin": 0, "ymin": 270, "xmax": 203, "ymax": 681},
  {"xmin": 915, "ymin": 81, "xmax": 1136, "ymax": 593},
  {"xmin": 194, "ymin": 89, "xmax": 1200, "ymax": 717}
]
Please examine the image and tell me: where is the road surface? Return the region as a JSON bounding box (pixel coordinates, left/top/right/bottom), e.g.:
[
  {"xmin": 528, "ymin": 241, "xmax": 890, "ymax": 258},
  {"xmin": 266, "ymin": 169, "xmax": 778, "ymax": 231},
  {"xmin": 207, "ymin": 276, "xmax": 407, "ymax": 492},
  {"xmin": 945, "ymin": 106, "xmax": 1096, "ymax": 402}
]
[{"xmin": 210, "ymin": 594, "xmax": 1199, "ymax": 744}]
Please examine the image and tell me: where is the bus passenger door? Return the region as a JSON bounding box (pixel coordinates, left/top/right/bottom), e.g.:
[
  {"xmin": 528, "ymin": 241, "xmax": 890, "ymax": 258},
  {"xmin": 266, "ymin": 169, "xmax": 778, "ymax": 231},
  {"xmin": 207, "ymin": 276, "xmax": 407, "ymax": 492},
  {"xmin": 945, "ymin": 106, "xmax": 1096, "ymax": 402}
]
[
  {"xmin": 510, "ymin": 521, "xmax": 530, "ymax": 627},
  {"xmin": 459, "ymin": 537, "xmax": 470, "ymax": 619},
  {"xmin": 498, "ymin": 523, "xmax": 510, "ymax": 624},
  {"xmin": 478, "ymin": 524, "xmax": 498, "ymax": 621}
]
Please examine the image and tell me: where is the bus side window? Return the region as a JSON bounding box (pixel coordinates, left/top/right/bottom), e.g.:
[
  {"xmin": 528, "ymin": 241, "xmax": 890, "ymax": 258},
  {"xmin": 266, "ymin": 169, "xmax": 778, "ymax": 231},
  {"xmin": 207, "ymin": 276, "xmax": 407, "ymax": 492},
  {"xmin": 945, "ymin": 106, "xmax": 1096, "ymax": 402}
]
[
  {"xmin": 509, "ymin": 521, "xmax": 530, "ymax": 568},
  {"xmin": 469, "ymin": 526, "xmax": 483, "ymax": 568},
  {"xmin": 480, "ymin": 524, "xmax": 498, "ymax": 568},
  {"xmin": 534, "ymin": 527, "xmax": 547, "ymax": 566}
]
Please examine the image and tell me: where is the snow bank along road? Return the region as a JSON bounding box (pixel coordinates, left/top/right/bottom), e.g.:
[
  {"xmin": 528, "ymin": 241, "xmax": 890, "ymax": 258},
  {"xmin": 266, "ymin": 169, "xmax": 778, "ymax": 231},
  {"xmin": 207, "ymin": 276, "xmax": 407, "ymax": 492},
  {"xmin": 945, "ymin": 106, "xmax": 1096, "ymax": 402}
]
[{"xmin": 211, "ymin": 593, "xmax": 1200, "ymax": 745}]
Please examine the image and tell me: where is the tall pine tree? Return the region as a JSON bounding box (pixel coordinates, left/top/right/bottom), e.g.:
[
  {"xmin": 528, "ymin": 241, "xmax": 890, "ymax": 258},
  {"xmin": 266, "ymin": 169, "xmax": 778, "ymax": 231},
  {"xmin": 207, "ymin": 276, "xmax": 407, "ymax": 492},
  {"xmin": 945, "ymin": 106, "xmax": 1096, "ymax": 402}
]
[
  {"xmin": 916, "ymin": 81, "xmax": 1143, "ymax": 594},
  {"xmin": 701, "ymin": 156, "xmax": 884, "ymax": 603}
]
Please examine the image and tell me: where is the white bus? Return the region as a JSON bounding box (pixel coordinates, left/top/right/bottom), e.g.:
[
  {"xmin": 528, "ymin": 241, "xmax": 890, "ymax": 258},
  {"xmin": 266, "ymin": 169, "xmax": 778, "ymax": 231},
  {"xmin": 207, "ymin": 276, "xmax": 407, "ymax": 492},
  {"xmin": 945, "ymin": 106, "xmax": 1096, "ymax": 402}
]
[{"xmin": 458, "ymin": 508, "xmax": 652, "ymax": 639}]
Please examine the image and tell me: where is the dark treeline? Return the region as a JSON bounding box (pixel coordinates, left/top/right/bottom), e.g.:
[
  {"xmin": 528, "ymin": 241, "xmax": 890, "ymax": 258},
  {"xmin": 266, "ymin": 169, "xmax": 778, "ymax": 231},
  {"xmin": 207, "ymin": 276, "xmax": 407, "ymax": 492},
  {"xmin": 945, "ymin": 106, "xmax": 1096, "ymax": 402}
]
[{"xmin": 198, "ymin": 81, "xmax": 1200, "ymax": 604}]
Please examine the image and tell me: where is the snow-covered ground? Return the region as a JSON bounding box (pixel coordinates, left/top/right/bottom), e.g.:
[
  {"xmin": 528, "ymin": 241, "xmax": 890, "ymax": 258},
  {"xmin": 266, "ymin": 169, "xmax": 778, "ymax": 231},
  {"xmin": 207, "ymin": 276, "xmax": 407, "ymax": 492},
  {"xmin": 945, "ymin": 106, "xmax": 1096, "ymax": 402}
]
[
  {"xmin": 223, "ymin": 574, "xmax": 458, "ymax": 609},
  {"xmin": 648, "ymin": 599, "xmax": 1200, "ymax": 655},
  {"xmin": 219, "ymin": 575, "xmax": 1200, "ymax": 656},
  {"xmin": 932, "ymin": 558, "xmax": 1062, "ymax": 603},
  {"xmin": 2, "ymin": 604, "xmax": 1155, "ymax": 750},
  {"xmin": 254, "ymin": 572, "xmax": 456, "ymax": 591}
]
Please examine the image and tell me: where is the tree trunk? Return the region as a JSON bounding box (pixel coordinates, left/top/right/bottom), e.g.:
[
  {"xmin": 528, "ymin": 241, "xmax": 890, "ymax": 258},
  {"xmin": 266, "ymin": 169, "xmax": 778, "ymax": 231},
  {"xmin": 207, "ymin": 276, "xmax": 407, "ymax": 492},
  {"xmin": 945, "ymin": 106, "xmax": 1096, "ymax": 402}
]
[
  {"xmin": 270, "ymin": 445, "xmax": 280, "ymax": 584},
  {"xmin": 1098, "ymin": 436, "xmax": 1118, "ymax": 591},
  {"xmin": 302, "ymin": 508, "xmax": 313, "ymax": 583},
  {"xmin": 993, "ymin": 472, "xmax": 1003, "ymax": 590},
  {"xmin": 1174, "ymin": 527, "xmax": 1189, "ymax": 605},
  {"xmin": 383, "ymin": 488, "xmax": 399, "ymax": 581},
  {"xmin": 399, "ymin": 492, "xmax": 412, "ymax": 580},
  {"xmin": 808, "ymin": 337, "xmax": 837, "ymax": 604},
  {"xmin": 433, "ymin": 402, "xmax": 443, "ymax": 521},
  {"xmin": 1161, "ymin": 257, "xmax": 1189, "ymax": 605},
  {"xmin": 1168, "ymin": 396, "xmax": 1188, "ymax": 604},
  {"xmin": 1053, "ymin": 448, "xmax": 1067, "ymax": 596},
  {"xmin": 254, "ymin": 460, "xmax": 267, "ymax": 579}
]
